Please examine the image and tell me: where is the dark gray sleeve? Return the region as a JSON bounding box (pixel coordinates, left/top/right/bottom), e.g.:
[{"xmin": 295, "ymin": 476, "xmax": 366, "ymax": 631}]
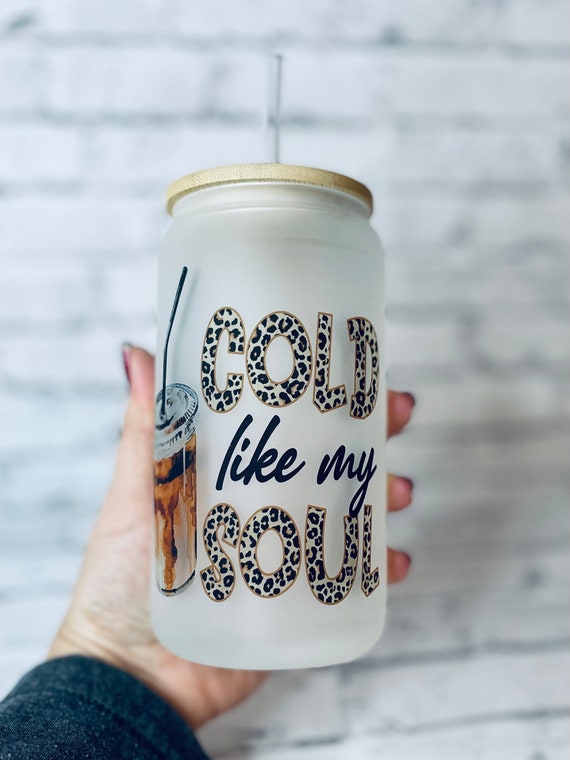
[{"xmin": 0, "ymin": 656, "xmax": 210, "ymax": 760}]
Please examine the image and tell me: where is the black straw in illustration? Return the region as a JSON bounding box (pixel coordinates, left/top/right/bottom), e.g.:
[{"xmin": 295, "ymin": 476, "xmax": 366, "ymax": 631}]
[{"xmin": 160, "ymin": 265, "xmax": 188, "ymax": 420}]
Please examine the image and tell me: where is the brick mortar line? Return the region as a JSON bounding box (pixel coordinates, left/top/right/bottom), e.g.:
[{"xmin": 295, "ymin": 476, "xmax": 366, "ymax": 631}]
[
  {"xmin": 2, "ymin": 32, "xmax": 569, "ymax": 59},
  {"xmin": 0, "ymin": 112, "xmax": 568, "ymax": 130}
]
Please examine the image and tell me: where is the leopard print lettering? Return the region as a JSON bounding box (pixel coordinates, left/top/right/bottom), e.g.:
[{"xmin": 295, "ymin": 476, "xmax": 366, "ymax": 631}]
[
  {"xmin": 347, "ymin": 317, "xmax": 379, "ymax": 420},
  {"xmin": 305, "ymin": 506, "xmax": 359, "ymax": 605},
  {"xmin": 361, "ymin": 504, "xmax": 380, "ymax": 597},
  {"xmin": 313, "ymin": 312, "xmax": 348, "ymax": 413},
  {"xmin": 202, "ymin": 307, "xmax": 245, "ymax": 412},
  {"xmin": 239, "ymin": 506, "xmax": 301, "ymax": 598},
  {"xmin": 200, "ymin": 503, "xmax": 241, "ymax": 602},
  {"xmin": 246, "ymin": 311, "xmax": 312, "ymax": 407}
]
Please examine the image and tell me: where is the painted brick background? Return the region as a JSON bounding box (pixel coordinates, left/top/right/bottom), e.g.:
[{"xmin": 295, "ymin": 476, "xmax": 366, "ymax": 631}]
[{"xmin": 0, "ymin": 1, "xmax": 569, "ymax": 758}]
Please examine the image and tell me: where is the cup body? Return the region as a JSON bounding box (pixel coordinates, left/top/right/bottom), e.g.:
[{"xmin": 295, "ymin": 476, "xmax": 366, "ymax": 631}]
[{"xmin": 152, "ymin": 165, "xmax": 386, "ymax": 669}]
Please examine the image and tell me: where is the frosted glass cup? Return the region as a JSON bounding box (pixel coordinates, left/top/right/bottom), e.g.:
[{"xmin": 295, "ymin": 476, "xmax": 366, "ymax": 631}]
[{"xmin": 152, "ymin": 164, "xmax": 387, "ymax": 669}]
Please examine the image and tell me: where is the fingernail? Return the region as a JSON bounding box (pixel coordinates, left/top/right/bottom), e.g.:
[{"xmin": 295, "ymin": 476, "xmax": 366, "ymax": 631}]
[
  {"xmin": 402, "ymin": 551, "xmax": 412, "ymax": 569},
  {"xmin": 399, "ymin": 476, "xmax": 414, "ymax": 491},
  {"xmin": 403, "ymin": 392, "xmax": 416, "ymax": 408},
  {"xmin": 122, "ymin": 342, "xmax": 132, "ymax": 387}
]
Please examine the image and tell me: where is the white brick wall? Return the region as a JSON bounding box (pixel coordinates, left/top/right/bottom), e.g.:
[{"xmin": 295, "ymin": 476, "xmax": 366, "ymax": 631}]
[
  {"xmin": 5, "ymin": 0, "xmax": 567, "ymax": 46},
  {"xmin": 0, "ymin": 2, "xmax": 569, "ymax": 758}
]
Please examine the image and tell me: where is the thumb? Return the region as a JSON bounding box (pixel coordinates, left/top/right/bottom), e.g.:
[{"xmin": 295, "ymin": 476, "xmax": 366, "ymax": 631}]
[{"xmin": 101, "ymin": 345, "xmax": 156, "ymax": 530}]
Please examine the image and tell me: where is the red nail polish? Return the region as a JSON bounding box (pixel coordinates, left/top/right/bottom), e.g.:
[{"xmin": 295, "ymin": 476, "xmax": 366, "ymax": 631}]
[{"xmin": 122, "ymin": 343, "xmax": 132, "ymax": 386}]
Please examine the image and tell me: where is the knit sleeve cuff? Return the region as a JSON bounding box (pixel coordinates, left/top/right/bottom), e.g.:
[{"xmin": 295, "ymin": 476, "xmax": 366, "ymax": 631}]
[{"xmin": 2, "ymin": 655, "xmax": 210, "ymax": 760}]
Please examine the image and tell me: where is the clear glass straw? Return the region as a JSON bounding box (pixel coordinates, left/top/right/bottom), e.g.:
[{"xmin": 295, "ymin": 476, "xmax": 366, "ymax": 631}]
[{"xmin": 266, "ymin": 54, "xmax": 283, "ymax": 163}]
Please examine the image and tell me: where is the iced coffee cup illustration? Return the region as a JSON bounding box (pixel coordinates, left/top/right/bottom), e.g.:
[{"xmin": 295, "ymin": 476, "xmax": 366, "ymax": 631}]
[{"xmin": 154, "ymin": 383, "xmax": 199, "ymax": 595}]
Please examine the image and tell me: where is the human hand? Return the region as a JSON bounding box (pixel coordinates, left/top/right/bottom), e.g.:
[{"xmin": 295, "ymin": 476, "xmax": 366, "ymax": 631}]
[{"xmin": 48, "ymin": 346, "xmax": 415, "ymax": 730}]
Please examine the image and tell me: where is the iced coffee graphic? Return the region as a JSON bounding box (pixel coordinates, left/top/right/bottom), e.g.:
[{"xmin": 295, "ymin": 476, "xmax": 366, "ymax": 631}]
[
  {"xmin": 154, "ymin": 383, "xmax": 199, "ymax": 595},
  {"xmin": 154, "ymin": 265, "xmax": 197, "ymax": 595}
]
